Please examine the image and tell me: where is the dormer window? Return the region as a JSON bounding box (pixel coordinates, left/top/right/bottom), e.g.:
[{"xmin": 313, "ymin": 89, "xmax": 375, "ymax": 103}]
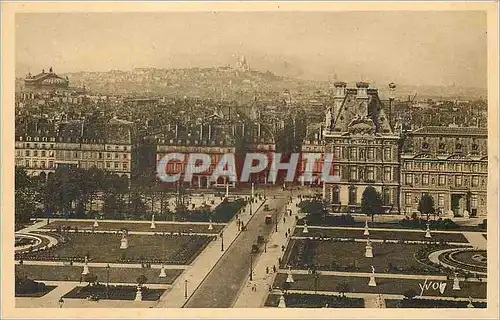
[{"xmin": 422, "ymin": 142, "xmax": 429, "ymax": 150}]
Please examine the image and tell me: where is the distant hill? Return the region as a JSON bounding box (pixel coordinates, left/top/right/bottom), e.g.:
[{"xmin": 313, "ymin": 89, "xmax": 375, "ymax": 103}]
[{"xmin": 15, "ymin": 67, "xmax": 487, "ymax": 101}]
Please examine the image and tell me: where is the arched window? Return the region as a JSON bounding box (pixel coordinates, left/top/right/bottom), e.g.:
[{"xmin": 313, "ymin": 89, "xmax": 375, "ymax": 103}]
[{"xmin": 348, "ymin": 186, "xmax": 357, "ymax": 205}]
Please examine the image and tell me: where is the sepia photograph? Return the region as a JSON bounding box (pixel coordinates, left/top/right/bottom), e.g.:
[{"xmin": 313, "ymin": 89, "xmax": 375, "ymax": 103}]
[{"xmin": 1, "ymin": 1, "xmax": 499, "ymax": 318}]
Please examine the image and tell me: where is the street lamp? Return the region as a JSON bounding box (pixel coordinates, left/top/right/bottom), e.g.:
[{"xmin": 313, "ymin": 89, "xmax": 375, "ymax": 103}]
[
  {"xmin": 58, "ymin": 297, "xmax": 64, "ymax": 308},
  {"xmin": 220, "ymin": 231, "xmax": 224, "ymax": 251},
  {"xmin": 249, "ymin": 252, "xmax": 253, "ymax": 281},
  {"xmin": 106, "ymin": 264, "xmax": 110, "ymax": 298},
  {"xmin": 184, "ymin": 279, "xmax": 188, "ymax": 299},
  {"xmin": 275, "ymin": 210, "xmax": 278, "ymax": 232}
]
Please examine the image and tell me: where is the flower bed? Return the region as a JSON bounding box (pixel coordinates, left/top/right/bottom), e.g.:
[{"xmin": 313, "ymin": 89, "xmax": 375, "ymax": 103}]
[
  {"xmin": 272, "ymin": 273, "xmax": 487, "ymax": 299},
  {"xmin": 16, "ymin": 233, "xmax": 213, "ymax": 265},
  {"xmin": 63, "ymin": 284, "xmax": 165, "ymax": 301},
  {"xmin": 292, "ymin": 228, "xmax": 469, "ymax": 243},
  {"xmin": 385, "ymin": 298, "xmax": 487, "ymax": 308},
  {"xmin": 284, "ymin": 239, "xmax": 457, "ymax": 275},
  {"xmin": 265, "ymin": 293, "xmax": 364, "ymax": 308},
  {"xmin": 16, "ymin": 265, "xmax": 182, "ymax": 284}
]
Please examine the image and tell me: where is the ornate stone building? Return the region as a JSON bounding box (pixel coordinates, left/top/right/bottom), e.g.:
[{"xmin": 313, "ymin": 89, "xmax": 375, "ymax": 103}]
[
  {"xmin": 322, "ymin": 82, "xmax": 400, "ymax": 214},
  {"xmin": 24, "ymin": 67, "xmax": 69, "ymax": 90},
  {"xmin": 400, "ymin": 126, "xmax": 488, "ymax": 217}
]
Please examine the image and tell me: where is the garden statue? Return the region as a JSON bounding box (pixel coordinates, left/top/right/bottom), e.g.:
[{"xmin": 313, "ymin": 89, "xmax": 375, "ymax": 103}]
[
  {"xmin": 150, "ymin": 214, "xmax": 156, "ymax": 229},
  {"xmin": 278, "ymin": 292, "xmax": 287, "ymax": 308},
  {"xmin": 453, "ymin": 272, "xmax": 461, "ymax": 290},
  {"xmin": 93, "ymin": 217, "xmax": 99, "ymax": 228},
  {"xmin": 82, "ymin": 256, "xmax": 89, "ymax": 275},
  {"xmin": 286, "ymin": 266, "xmax": 294, "ymax": 283},
  {"xmin": 364, "ymin": 218, "xmax": 370, "ymax": 236},
  {"xmin": 303, "ymin": 220, "xmax": 309, "ymax": 234},
  {"xmin": 120, "ymin": 230, "xmax": 129, "ymax": 249},
  {"xmin": 159, "ymin": 264, "xmax": 167, "ymax": 278},
  {"xmin": 135, "ymin": 285, "xmax": 143, "ymax": 301},
  {"xmin": 425, "ymin": 221, "xmax": 432, "ymax": 238},
  {"xmin": 368, "ymin": 266, "xmax": 377, "ymax": 287},
  {"xmin": 365, "ymin": 238, "xmax": 373, "ymax": 258}
]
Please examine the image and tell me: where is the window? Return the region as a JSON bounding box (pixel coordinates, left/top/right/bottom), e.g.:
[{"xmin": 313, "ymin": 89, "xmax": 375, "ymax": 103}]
[
  {"xmin": 367, "ymin": 148, "xmax": 374, "ymax": 160},
  {"xmin": 333, "ymin": 165, "xmax": 340, "ymax": 177},
  {"xmin": 422, "ymin": 174, "xmax": 429, "ymax": 185},
  {"xmin": 439, "ymin": 163, "xmax": 445, "ymax": 171},
  {"xmin": 384, "ymin": 148, "xmax": 391, "ymax": 161},
  {"xmin": 472, "ymin": 176, "xmax": 479, "ymax": 187},
  {"xmin": 333, "ymin": 146, "xmax": 341, "ymax": 159},
  {"xmin": 49, "ymin": 161, "xmax": 54, "ymax": 168},
  {"xmin": 33, "ymin": 150, "xmax": 38, "ymax": 157},
  {"xmin": 383, "ymin": 188, "xmax": 390, "ymax": 206},
  {"xmin": 349, "ymin": 187, "xmax": 357, "ymax": 205},
  {"xmin": 107, "ymin": 153, "xmax": 111, "ymax": 159},
  {"xmin": 50, "ymin": 144, "xmax": 54, "ymax": 149},
  {"xmin": 405, "ymin": 193, "xmax": 412, "ymax": 205},
  {"xmin": 455, "ymin": 175, "xmax": 462, "ymax": 187},
  {"xmin": 41, "ymin": 161, "xmax": 46, "ymax": 168},
  {"xmin": 471, "ymin": 194, "xmax": 478, "ymax": 208},
  {"xmin": 438, "ymin": 194, "xmax": 445, "ymax": 207},
  {"xmin": 349, "ymin": 166, "xmax": 357, "ymax": 180},
  {"xmin": 123, "ymin": 163, "xmax": 128, "ymax": 170},
  {"xmin": 384, "ymin": 167, "xmax": 391, "ymax": 181},
  {"xmin": 115, "ymin": 153, "xmax": 119, "ymax": 159},
  {"xmin": 99, "ymin": 152, "xmax": 103, "ymax": 159},
  {"xmin": 123, "ymin": 153, "xmax": 128, "ymax": 160},
  {"xmin": 472, "ymin": 163, "xmax": 479, "ymax": 172},
  {"xmin": 41, "ymin": 150, "xmax": 46, "ymax": 157},
  {"xmin": 106, "ymin": 162, "xmax": 111, "ymax": 168},
  {"xmin": 405, "ymin": 173, "xmax": 413, "ymax": 185},
  {"xmin": 439, "ymin": 175, "xmax": 446, "ymax": 186},
  {"xmin": 423, "ymin": 163, "xmax": 429, "ymax": 171},
  {"xmin": 367, "ymin": 167, "xmax": 375, "ymax": 181},
  {"xmin": 456, "ymin": 163, "xmax": 462, "ymax": 172},
  {"xmin": 349, "ymin": 148, "xmax": 357, "ymax": 160},
  {"xmin": 332, "ymin": 186, "xmax": 340, "ymax": 203}
]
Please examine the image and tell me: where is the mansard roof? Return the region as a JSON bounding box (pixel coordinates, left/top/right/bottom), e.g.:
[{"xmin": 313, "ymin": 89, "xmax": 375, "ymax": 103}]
[{"xmin": 411, "ymin": 126, "xmax": 487, "ymax": 136}]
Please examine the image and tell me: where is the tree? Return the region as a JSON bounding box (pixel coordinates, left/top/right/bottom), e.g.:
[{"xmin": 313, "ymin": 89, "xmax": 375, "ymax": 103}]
[
  {"xmin": 361, "ymin": 186, "xmax": 383, "ymax": 222},
  {"xmin": 136, "ymin": 275, "xmax": 148, "ymax": 286},
  {"xmin": 298, "ymin": 200, "xmax": 326, "ymax": 219},
  {"xmin": 84, "ymin": 273, "xmax": 98, "ymax": 286},
  {"xmin": 418, "ymin": 194, "xmax": 435, "ymax": 220},
  {"xmin": 15, "ymin": 168, "xmax": 38, "ymax": 223}
]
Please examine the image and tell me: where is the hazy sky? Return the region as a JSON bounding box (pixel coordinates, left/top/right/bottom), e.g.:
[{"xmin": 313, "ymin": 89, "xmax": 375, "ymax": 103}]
[{"xmin": 16, "ymin": 11, "xmax": 487, "ymax": 88}]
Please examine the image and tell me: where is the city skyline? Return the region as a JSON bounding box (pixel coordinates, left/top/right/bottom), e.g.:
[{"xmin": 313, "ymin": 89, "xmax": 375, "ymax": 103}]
[{"xmin": 16, "ymin": 11, "xmax": 487, "ymax": 89}]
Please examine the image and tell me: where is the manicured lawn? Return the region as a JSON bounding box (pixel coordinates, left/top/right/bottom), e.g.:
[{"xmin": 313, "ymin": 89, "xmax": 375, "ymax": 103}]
[
  {"xmin": 63, "ymin": 284, "xmax": 165, "ymax": 301},
  {"xmin": 284, "ymin": 239, "xmax": 456, "ymax": 274},
  {"xmin": 15, "ymin": 285, "xmax": 56, "ymax": 297},
  {"xmin": 293, "ymin": 228, "xmax": 469, "ymax": 243},
  {"xmin": 273, "ymin": 273, "xmax": 487, "ymax": 299},
  {"xmin": 298, "ymin": 218, "xmax": 486, "ymax": 232},
  {"xmin": 16, "ymin": 265, "xmax": 182, "ymax": 284},
  {"xmin": 44, "ymin": 220, "xmax": 224, "ymax": 234},
  {"xmin": 265, "ymin": 293, "xmax": 364, "ymax": 308},
  {"xmin": 385, "ymin": 298, "xmax": 487, "ymax": 308},
  {"xmin": 18, "ymin": 233, "xmax": 214, "ymax": 264}
]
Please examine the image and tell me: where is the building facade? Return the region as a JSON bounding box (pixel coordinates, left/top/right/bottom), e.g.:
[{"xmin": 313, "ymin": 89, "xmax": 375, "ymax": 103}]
[{"xmin": 400, "ymin": 126, "xmax": 488, "ymax": 217}]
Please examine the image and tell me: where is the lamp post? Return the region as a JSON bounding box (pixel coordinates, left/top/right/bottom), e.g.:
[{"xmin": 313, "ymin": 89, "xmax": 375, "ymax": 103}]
[
  {"xmin": 184, "ymin": 279, "xmax": 188, "ymax": 299},
  {"xmin": 275, "ymin": 210, "xmax": 278, "ymax": 232},
  {"xmin": 250, "ymin": 252, "xmax": 253, "ymax": 281},
  {"xmin": 220, "ymin": 231, "xmax": 224, "ymax": 251},
  {"xmin": 106, "ymin": 263, "xmax": 110, "ymax": 299},
  {"xmin": 264, "ymin": 240, "xmax": 267, "ymax": 253},
  {"xmin": 58, "ymin": 297, "xmax": 64, "ymax": 308}
]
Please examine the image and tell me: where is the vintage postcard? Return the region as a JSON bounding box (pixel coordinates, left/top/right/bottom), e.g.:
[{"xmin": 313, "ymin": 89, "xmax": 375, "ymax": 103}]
[{"xmin": 1, "ymin": 1, "xmax": 498, "ymax": 319}]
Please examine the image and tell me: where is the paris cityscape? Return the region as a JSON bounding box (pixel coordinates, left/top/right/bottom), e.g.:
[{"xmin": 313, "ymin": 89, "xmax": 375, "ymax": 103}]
[{"xmin": 12, "ymin": 10, "xmax": 490, "ymax": 310}]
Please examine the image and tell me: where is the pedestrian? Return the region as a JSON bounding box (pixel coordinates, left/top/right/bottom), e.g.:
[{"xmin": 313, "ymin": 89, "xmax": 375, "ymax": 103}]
[
  {"xmin": 273, "ymin": 265, "xmax": 277, "ymax": 273},
  {"xmin": 281, "ymin": 245, "xmax": 285, "ymax": 252},
  {"xmin": 253, "ymin": 284, "xmax": 257, "ymax": 292},
  {"xmin": 266, "ymin": 266, "xmax": 269, "ymax": 274},
  {"xmin": 287, "ymin": 228, "xmax": 290, "ymax": 234},
  {"xmin": 79, "ymin": 276, "xmax": 82, "ymax": 283},
  {"xmin": 283, "ymin": 217, "xmax": 286, "ymax": 223},
  {"xmin": 285, "ymin": 232, "xmax": 288, "ymax": 238}
]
